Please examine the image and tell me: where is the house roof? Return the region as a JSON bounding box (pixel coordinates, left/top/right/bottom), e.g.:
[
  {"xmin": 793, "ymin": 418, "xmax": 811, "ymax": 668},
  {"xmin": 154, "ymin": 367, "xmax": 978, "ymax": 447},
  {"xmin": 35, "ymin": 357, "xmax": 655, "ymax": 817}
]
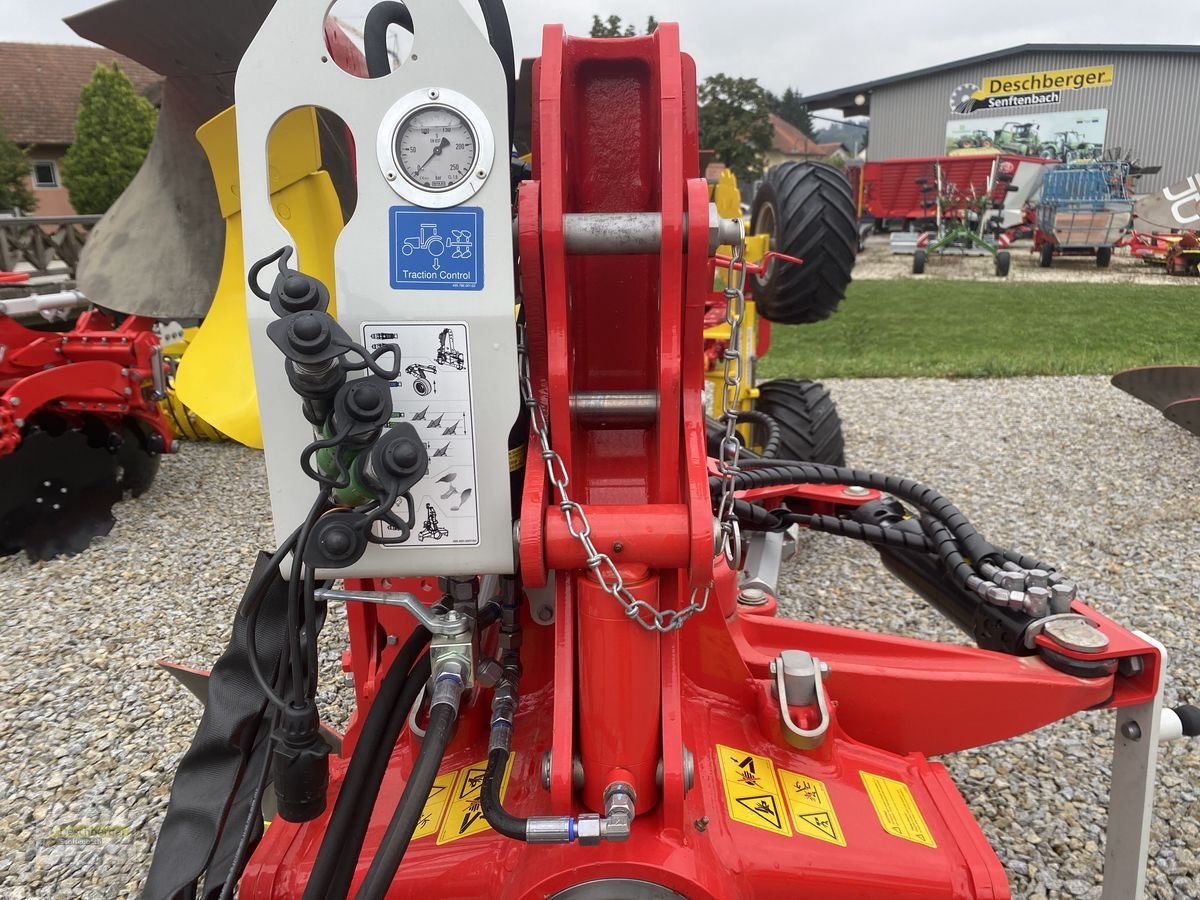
[
  {"xmin": 804, "ymin": 43, "xmax": 1200, "ymax": 114},
  {"xmin": 0, "ymin": 42, "xmax": 160, "ymax": 146},
  {"xmin": 769, "ymin": 113, "xmax": 845, "ymax": 158}
]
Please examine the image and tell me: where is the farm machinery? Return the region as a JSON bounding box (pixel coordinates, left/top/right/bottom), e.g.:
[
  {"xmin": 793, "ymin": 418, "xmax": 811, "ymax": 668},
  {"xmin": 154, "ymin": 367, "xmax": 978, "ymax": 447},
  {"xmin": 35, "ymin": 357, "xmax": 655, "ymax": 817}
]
[
  {"xmin": 33, "ymin": 1, "xmax": 1188, "ymax": 898},
  {"xmin": 0, "ymin": 290, "xmax": 172, "ymax": 559},
  {"xmin": 907, "ymin": 159, "xmax": 1016, "ymax": 277},
  {"xmin": 1034, "ymin": 161, "xmax": 1134, "ymax": 268}
]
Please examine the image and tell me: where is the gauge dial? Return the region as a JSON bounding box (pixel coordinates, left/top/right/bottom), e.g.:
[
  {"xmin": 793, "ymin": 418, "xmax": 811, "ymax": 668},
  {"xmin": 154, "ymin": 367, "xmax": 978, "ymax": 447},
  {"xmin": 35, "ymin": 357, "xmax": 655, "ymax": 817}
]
[{"xmin": 395, "ymin": 105, "xmax": 478, "ymax": 192}]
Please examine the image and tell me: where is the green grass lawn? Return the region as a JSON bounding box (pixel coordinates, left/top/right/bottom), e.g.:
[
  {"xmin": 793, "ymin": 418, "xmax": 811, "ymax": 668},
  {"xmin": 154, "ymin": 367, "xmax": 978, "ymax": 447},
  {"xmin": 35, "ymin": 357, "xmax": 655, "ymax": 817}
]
[{"xmin": 758, "ymin": 280, "xmax": 1200, "ymax": 379}]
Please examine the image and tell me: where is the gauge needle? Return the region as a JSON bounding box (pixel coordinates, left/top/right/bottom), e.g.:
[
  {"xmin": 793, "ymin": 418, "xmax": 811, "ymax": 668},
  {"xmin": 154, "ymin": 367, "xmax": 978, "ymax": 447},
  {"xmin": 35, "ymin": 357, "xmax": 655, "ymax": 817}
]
[{"xmin": 414, "ymin": 137, "xmax": 450, "ymax": 175}]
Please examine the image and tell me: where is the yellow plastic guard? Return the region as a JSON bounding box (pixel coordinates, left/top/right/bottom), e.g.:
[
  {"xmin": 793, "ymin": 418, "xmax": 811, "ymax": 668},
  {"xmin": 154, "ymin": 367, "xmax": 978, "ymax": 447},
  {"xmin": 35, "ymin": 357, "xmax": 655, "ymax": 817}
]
[{"xmin": 173, "ymin": 106, "xmax": 344, "ymax": 448}]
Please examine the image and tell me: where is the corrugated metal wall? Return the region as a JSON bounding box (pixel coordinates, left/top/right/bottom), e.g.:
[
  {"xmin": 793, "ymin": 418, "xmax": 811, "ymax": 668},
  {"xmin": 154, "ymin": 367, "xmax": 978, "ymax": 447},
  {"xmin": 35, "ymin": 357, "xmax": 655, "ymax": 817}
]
[{"xmin": 869, "ymin": 50, "xmax": 1200, "ymax": 192}]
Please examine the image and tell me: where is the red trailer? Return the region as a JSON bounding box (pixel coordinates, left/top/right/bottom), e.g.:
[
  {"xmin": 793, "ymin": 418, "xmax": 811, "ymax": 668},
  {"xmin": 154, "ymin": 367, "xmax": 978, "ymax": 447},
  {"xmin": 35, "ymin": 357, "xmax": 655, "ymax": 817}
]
[{"xmin": 846, "ymin": 155, "xmax": 1055, "ymax": 231}]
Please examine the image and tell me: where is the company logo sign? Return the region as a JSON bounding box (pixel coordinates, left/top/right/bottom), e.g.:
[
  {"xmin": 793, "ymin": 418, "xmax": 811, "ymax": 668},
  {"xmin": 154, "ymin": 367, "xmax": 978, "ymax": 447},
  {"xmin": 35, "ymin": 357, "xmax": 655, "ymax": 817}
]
[{"xmin": 950, "ymin": 65, "xmax": 1113, "ymax": 114}]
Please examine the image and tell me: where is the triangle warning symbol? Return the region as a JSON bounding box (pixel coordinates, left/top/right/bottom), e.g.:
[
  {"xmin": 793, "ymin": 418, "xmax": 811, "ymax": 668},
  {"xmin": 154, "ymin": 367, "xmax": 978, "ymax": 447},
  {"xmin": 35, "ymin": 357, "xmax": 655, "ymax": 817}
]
[{"xmin": 735, "ymin": 793, "xmax": 783, "ymax": 830}]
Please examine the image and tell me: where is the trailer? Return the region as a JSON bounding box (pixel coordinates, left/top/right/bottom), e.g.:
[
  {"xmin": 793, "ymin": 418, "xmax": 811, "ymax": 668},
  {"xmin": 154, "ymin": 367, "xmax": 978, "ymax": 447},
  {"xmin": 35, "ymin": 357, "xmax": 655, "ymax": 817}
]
[{"xmin": 1034, "ymin": 162, "xmax": 1134, "ymax": 267}]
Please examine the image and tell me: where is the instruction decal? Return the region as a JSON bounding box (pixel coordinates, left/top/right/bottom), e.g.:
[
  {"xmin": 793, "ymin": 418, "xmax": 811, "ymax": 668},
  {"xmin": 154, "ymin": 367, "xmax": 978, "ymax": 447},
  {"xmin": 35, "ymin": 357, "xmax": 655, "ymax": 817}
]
[
  {"xmin": 860, "ymin": 771, "xmax": 937, "ymax": 848},
  {"xmin": 362, "ymin": 322, "xmax": 480, "ymax": 546},
  {"xmin": 436, "ymin": 754, "xmax": 514, "ymax": 844},
  {"xmin": 389, "ymin": 206, "xmax": 483, "ymax": 291},
  {"xmin": 778, "ymin": 769, "xmax": 846, "ymax": 846},
  {"xmin": 715, "ymin": 744, "xmax": 791, "ymax": 836},
  {"xmin": 411, "ymin": 771, "xmax": 456, "ymax": 841}
]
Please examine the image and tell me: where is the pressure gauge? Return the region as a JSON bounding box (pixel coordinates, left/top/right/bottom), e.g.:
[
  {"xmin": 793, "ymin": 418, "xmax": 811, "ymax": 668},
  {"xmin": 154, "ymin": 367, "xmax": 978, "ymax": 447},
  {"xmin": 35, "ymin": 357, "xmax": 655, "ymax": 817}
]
[
  {"xmin": 377, "ymin": 88, "xmax": 495, "ymax": 209},
  {"xmin": 395, "ymin": 106, "xmax": 477, "ymax": 192}
]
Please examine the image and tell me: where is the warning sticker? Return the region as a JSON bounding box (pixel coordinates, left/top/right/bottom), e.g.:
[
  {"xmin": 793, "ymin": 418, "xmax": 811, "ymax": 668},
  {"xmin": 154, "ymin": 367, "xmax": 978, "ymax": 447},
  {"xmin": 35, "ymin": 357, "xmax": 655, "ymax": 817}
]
[
  {"xmin": 411, "ymin": 771, "xmax": 456, "ymax": 841},
  {"xmin": 715, "ymin": 744, "xmax": 791, "ymax": 836},
  {"xmin": 859, "ymin": 771, "xmax": 937, "ymax": 848},
  {"xmin": 436, "ymin": 755, "xmax": 514, "ymax": 845},
  {"xmin": 362, "ymin": 322, "xmax": 480, "ymax": 546},
  {"xmin": 778, "ymin": 769, "xmax": 846, "ymax": 846}
]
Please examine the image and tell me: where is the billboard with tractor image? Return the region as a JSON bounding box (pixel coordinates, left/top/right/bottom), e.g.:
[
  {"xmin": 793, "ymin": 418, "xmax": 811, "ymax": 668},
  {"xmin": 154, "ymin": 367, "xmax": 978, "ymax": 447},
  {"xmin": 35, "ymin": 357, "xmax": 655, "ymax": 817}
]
[{"xmin": 946, "ymin": 108, "xmax": 1108, "ymax": 163}]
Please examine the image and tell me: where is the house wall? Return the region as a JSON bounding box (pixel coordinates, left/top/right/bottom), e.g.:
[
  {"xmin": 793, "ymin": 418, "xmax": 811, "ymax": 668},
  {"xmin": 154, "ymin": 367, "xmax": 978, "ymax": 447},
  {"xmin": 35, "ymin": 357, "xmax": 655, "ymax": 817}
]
[
  {"xmin": 23, "ymin": 145, "xmax": 75, "ymax": 217},
  {"xmin": 867, "ymin": 50, "xmax": 1200, "ymax": 193}
]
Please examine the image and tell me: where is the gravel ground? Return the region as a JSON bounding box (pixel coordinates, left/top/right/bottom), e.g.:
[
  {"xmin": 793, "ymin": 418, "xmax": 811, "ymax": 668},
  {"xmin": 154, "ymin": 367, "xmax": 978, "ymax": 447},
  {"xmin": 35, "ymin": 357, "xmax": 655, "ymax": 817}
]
[
  {"xmin": 1, "ymin": 376, "xmax": 1197, "ymax": 898},
  {"xmin": 853, "ymin": 234, "xmax": 1196, "ymax": 285}
]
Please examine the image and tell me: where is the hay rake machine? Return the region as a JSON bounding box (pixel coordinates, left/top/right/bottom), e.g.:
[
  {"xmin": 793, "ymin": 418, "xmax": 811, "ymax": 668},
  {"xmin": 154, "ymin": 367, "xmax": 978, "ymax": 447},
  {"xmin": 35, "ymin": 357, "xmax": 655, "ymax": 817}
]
[
  {"xmin": 0, "ymin": 291, "xmax": 171, "ymax": 559},
  {"xmin": 137, "ymin": 2, "xmax": 1199, "ymax": 899}
]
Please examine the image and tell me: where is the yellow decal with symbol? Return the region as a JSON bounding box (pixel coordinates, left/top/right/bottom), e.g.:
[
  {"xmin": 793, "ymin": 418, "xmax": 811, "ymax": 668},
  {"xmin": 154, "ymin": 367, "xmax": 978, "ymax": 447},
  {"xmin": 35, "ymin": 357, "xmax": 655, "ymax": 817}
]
[
  {"xmin": 778, "ymin": 769, "xmax": 846, "ymax": 846},
  {"xmin": 411, "ymin": 771, "xmax": 456, "ymax": 841},
  {"xmin": 715, "ymin": 744, "xmax": 791, "ymax": 836},
  {"xmin": 860, "ymin": 771, "xmax": 937, "ymax": 847},
  {"xmin": 436, "ymin": 755, "xmax": 514, "ymax": 844}
]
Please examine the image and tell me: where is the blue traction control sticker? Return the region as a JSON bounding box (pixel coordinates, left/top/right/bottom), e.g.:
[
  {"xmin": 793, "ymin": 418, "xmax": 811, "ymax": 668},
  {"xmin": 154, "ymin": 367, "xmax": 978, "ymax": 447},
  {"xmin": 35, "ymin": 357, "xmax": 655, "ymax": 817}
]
[{"xmin": 389, "ymin": 206, "xmax": 484, "ymax": 291}]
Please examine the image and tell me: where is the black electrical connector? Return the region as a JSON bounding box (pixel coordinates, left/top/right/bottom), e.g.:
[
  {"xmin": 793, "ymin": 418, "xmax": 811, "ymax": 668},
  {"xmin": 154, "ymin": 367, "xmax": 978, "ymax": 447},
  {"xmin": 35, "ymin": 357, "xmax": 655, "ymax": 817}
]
[{"xmin": 271, "ymin": 701, "xmax": 331, "ymax": 823}]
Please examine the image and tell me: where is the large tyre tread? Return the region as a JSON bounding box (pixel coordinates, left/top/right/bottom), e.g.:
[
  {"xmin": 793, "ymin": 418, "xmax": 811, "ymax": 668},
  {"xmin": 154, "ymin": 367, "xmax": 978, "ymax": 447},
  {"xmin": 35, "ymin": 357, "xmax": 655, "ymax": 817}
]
[
  {"xmin": 750, "ymin": 162, "xmax": 858, "ymax": 325},
  {"xmin": 753, "ymin": 378, "xmax": 845, "ymax": 467}
]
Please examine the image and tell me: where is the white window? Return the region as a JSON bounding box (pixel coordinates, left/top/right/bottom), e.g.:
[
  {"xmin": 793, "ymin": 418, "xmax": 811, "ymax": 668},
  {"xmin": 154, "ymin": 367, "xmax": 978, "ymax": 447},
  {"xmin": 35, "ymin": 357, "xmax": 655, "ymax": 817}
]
[{"xmin": 32, "ymin": 161, "xmax": 59, "ymax": 188}]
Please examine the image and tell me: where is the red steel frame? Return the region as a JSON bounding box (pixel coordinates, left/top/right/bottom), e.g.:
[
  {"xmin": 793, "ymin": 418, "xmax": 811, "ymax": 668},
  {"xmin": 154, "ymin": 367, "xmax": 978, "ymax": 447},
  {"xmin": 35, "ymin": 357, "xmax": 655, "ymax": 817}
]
[
  {"xmin": 242, "ymin": 24, "xmax": 1161, "ymax": 899},
  {"xmin": 0, "ymin": 309, "xmax": 173, "ymax": 457}
]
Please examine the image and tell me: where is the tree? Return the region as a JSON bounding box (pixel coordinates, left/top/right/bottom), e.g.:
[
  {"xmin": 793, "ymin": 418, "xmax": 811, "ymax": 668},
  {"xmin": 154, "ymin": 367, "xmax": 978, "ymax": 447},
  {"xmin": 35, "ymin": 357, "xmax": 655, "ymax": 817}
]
[
  {"xmin": 0, "ymin": 116, "xmax": 35, "ymax": 214},
  {"xmin": 697, "ymin": 74, "xmax": 773, "ymax": 183},
  {"xmin": 590, "ymin": 14, "xmax": 657, "ymax": 37},
  {"xmin": 61, "ymin": 63, "xmax": 157, "ymax": 215},
  {"xmin": 767, "ymin": 87, "xmax": 815, "ymax": 140}
]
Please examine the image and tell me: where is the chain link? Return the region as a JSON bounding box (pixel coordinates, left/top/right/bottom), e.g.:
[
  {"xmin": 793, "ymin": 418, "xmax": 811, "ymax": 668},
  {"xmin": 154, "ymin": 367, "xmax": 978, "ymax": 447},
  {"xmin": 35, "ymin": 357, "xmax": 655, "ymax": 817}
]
[
  {"xmin": 715, "ymin": 242, "xmax": 748, "ymax": 567},
  {"xmin": 518, "ymin": 324, "xmax": 712, "ymax": 633}
]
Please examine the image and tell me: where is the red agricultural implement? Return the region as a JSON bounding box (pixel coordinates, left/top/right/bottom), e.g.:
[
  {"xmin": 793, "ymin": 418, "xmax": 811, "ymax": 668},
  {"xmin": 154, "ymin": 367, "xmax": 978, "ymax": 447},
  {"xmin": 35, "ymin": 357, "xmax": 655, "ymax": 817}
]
[
  {"xmin": 43, "ymin": 2, "xmax": 1189, "ymax": 899},
  {"xmin": 0, "ymin": 291, "xmax": 172, "ymax": 559}
]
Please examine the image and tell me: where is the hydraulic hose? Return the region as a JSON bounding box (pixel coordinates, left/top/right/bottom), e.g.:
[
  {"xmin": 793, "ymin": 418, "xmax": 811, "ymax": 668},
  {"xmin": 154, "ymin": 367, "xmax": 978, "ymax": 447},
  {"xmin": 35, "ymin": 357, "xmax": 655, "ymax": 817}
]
[
  {"xmin": 480, "ymin": 745, "xmax": 525, "ymax": 840},
  {"xmin": 302, "ymin": 628, "xmax": 430, "ymax": 900},
  {"xmin": 475, "ymin": 0, "xmax": 516, "ymax": 144},
  {"xmin": 724, "ymin": 460, "xmax": 1000, "ymax": 568},
  {"xmin": 363, "ymin": 2, "xmax": 413, "ymax": 79},
  {"xmin": 355, "ymin": 702, "xmax": 459, "ymax": 900},
  {"xmin": 733, "ymin": 409, "xmax": 781, "ymax": 459}
]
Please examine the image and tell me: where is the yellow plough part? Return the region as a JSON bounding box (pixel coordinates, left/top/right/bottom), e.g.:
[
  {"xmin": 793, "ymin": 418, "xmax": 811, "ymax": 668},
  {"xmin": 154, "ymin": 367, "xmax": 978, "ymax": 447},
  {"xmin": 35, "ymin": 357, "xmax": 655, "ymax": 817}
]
[{"xmin": 172, "ymin": 106, "xmax": 345, "ymax": 448}]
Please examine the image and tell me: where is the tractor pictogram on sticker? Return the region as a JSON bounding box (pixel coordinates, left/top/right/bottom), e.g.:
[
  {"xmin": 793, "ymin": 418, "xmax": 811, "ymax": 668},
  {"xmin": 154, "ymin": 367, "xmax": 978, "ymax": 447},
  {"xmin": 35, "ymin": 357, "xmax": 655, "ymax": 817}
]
[{"xmin": 401, "ymin": 224, "xmax": 446, "ymax": 257}]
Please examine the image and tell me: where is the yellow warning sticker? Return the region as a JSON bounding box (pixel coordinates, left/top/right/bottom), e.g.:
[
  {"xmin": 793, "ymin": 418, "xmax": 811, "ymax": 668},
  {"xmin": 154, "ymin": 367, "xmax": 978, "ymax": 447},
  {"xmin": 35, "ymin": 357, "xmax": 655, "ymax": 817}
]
[
  {"xmin": 436, "ymin": 755, "xmax": 514, "ymax": 845},
  {"xmin": 411, "ymin": 771, "xmax": 456, "ymax": 841},
  {"xmin": 859, "ymin": 771, "xmax": 937, "ymax": 848},
  {"xmin": 778, "ymin": 769, "xmax": 846, "ymax": 846},
  {"xmin": 715, "ymin": 744, "xmax": 792, "ymax": 836}
]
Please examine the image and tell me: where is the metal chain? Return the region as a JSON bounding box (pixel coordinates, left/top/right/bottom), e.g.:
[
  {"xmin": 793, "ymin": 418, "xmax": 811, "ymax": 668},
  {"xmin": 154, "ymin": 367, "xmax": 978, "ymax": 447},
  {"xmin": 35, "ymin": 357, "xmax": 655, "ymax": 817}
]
[
  {"xmin": 517, "ymin": 323, "xmax": 711, "ymax": 633},
  {"xmin": 715, "ymin": 241, "xmax": 748, "ymax": 567}
]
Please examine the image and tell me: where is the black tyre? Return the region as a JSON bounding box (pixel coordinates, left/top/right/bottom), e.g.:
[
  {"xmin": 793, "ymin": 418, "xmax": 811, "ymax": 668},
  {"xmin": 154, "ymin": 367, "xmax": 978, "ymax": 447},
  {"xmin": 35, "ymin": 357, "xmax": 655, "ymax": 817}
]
[
  {"xmin": 413, "ymin": 378, "xmax": 432, "ymax": 397},
  {"xmin": 912, "ymin": 248, "xmax": 927, "ymax": 275},
  {"xmin": 748, "ymin": 162, "xmax": 858, "ymax": 324},
  {"xmin": 752, "ymin": 379, "xmax": 845, "ymax": 466},
  {"xmin": 1039, "ymin": 242, "xmax": 1054, "ymax": 267},
  {"xmin": 995, "ymin": 250, "xmax": 1011, "ymax": 277},
  {"xmin": 1097, "ymin": 246, "xmax": 1112, "ymax": 268}
]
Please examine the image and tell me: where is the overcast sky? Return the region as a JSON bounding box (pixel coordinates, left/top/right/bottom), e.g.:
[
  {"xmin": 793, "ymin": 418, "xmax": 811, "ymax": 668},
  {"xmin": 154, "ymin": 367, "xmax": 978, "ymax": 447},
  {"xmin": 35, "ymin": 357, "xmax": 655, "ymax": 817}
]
[{"xmin": 4, "ymin": 0, "xmax": 1195, "ymax": 115}]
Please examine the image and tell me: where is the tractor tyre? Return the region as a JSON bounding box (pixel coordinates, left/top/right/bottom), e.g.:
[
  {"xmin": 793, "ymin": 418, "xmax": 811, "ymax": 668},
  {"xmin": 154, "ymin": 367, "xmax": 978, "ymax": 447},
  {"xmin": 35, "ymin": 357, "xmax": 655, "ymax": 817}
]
[
  {"xmin": 748, "ymin": 162, "xmax": 858, "ymax": 324},
  {"xmin": 752, "ymin": 379, "xmax": 845, "ymax": 466},
  {"xmin": 912, "ymin": 249, "xmax": 927, "ymax": 275},
  {"xmin": 995, "ymin": 250, "xmax": 1011, "ymax": 278},
  {"xmin": 1039, "ymin": 243, "xmax": 1054, "ymax": 268},
  {"xmin": 1097, "ymin": 246, "xmax": 1112, "ymax": 268}
]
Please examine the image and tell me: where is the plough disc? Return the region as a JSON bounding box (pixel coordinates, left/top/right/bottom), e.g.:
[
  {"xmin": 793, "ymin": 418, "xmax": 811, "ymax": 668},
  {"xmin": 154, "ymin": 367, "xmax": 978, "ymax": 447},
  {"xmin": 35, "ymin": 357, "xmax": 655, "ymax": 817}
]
[{"xmin": 0, "ymin": 425, "xmax": 125, "ymax": 561}]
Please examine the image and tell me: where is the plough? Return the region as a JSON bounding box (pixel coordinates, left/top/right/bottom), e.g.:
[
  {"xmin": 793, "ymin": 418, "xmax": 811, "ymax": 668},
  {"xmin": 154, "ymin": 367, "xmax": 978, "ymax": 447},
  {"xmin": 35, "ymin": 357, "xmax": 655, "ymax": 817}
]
[{"xmin": 41, "ymin": 1, "xmax": 1190, "ymax": 898}]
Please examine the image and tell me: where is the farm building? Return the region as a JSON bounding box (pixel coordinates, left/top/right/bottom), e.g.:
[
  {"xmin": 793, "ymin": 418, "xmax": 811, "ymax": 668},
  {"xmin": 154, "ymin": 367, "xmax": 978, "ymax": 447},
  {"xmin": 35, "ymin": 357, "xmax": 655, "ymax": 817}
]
[{"xmin": 804, "ymin": 44, "xmax": 1200, "ymax": 193}]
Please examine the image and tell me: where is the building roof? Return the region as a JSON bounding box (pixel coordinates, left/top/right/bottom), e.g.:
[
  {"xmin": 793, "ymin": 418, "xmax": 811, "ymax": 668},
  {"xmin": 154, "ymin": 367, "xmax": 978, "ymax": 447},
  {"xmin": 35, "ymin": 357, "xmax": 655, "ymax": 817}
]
[
  {"xmin": 0, "ymin": 42, "xmax": 160, "ymax": 146},
  {"xmin": 769, "ymin": 113, "xmax": 846, "ymax": 158},
  {"xmin": 804, "ymin": 43, "xmax": 1200, "ymax": 114}
]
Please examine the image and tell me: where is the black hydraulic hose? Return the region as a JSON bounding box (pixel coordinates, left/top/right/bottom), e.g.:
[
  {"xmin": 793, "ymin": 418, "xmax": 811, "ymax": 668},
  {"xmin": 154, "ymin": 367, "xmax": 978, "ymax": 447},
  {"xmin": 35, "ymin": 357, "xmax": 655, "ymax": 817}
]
[
  {"xmin": 480, "ymin": 746, "xmax": 526, "ymax": 840},
  {"xmin": 302, "ymin": 628, "xmax": 430, "ymax": 900},
  {"xmin": 724, "ymin": 460, "xmax": 1000, "ymax": 568},
  {"xmin": 730, "ymin": 498, "xmax": 936, "ymax": 553},
  {"xmin": 354, "ymin": 703, "xmax": 458, "ymax": 900},
  {"xmin": 475, "ymin": 0, "xmax": 517, "ymax": 144},
  {"xmin": 920, "ymin": 514, "xmax": 977, "ymax": 590},
  {"xmin": 1000, "ymin": 547, "xmax": 1057, "ymax": 574},
  {"xmin": 242, "ymin": 526, "xmax": 302, "ymax": 710},
  {"xmin": 733, "ymin": 409, "xmax": 781, "ymax": 459},
  {"xmin": 363, "ymin": 2, "xmax": 413, "ymax": 79}
]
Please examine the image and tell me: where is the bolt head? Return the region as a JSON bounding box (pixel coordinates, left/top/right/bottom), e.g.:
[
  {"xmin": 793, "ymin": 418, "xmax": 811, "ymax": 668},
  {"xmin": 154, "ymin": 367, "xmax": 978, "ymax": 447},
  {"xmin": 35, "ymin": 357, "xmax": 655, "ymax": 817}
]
[{"xmin": 1120, "ymin": 720, "xmax": 1142, "ymax": 741}]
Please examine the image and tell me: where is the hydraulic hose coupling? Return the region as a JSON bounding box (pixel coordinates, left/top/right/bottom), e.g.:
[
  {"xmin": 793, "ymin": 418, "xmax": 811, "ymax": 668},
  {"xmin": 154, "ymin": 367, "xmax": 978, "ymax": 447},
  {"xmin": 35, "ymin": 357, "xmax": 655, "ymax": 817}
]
[
  {"xmin": 576, "ymin": 783, "xmax": 637, "ymax": 845},
  {"xmin": 489, "ymin": 682, "xmax": 519, "ymax": 755},
  {"xmin": 429, "ymin": 658, "xmax": 468, "ymax": 716}
]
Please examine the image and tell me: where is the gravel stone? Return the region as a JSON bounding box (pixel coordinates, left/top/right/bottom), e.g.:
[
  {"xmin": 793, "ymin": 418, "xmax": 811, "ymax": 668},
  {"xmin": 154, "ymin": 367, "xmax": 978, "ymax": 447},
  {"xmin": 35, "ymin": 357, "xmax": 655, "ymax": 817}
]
[{"xmin": 1, "ymin": 375, "xmax": 1197, "ymax": 897}]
